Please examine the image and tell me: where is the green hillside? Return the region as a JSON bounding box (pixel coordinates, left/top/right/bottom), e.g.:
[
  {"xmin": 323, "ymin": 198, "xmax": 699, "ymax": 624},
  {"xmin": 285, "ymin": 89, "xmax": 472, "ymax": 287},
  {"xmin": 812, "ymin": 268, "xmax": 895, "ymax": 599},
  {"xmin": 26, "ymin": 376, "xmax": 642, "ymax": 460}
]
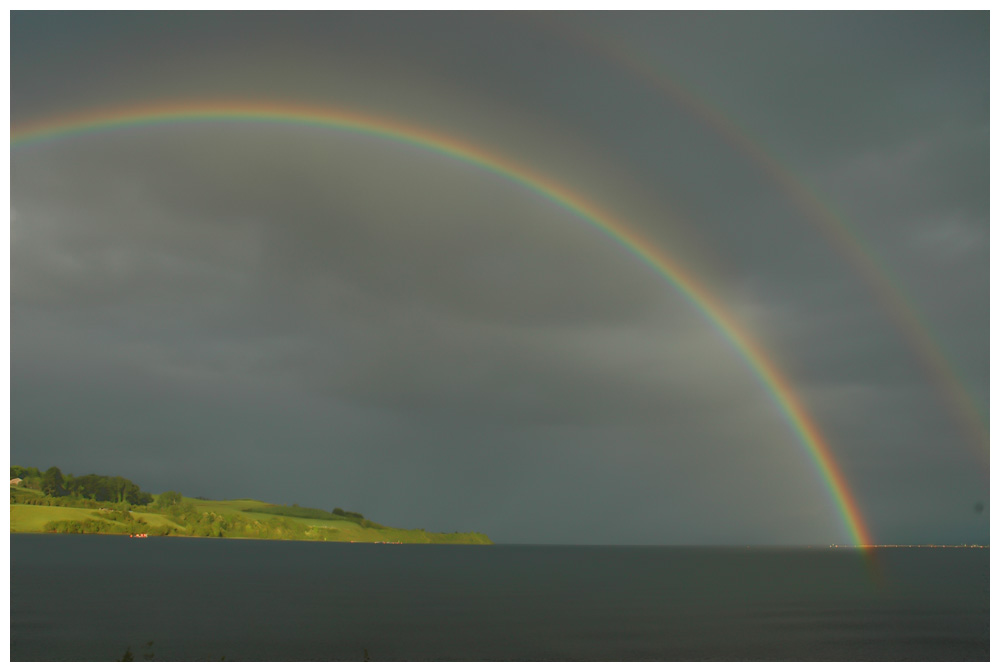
[{"xmin": 10, "ymin": 467, "xmax": 491, "ymax": 545}]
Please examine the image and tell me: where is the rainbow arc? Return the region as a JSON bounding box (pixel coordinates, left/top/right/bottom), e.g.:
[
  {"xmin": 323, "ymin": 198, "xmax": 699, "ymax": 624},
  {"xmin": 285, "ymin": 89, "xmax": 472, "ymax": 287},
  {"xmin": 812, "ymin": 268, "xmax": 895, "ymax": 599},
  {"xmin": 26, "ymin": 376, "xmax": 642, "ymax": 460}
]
[{"xmin": 11, "ymin": 100, "xmax": 875, "ymax": 547}]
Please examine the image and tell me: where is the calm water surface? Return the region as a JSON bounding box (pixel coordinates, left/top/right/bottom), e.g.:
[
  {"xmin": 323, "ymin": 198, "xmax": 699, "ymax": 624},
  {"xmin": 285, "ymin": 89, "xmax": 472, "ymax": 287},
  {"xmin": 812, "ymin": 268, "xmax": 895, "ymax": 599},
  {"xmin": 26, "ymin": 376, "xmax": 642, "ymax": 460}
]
[{"xmin": 9, "ymin": 535, "xmax": 988, "ymax": 661}]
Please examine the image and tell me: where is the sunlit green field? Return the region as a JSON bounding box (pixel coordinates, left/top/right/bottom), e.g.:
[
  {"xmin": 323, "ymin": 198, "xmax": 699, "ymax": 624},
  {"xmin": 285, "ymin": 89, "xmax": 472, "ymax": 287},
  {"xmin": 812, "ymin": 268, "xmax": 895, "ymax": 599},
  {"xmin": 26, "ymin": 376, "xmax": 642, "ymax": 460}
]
[
  {"xmin": 10, "ymin": 504, "xmax": 184, "ymax": 533},
  {"xmin": 183, "ymin": 497, "xmax": 489, "ymax": 544},
  {"xmin": 11, "ymin": 489, "xmax": 491, "ymax": 544},
  {"xmin": 10, "ymin": 504, "xmax": 101, "ymax": 532}
]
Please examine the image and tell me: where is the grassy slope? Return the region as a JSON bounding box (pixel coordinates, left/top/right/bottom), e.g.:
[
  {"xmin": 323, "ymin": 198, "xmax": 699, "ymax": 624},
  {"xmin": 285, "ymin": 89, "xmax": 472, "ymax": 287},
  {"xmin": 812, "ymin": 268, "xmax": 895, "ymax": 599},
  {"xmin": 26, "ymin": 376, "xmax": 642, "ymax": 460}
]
[
  {"xmin": 11, "ymin": 504, "xmax": 100, "ymax": 532},
  {"xmin": 9, "ymin": 504, "xmax": 182, "ymax": 533},
  {"xmin": 10, "ymin": 489, "xmax": 491, "ymax": 544},
  {"xmin": 185, "ymin": 497, "xmax": 491, "ymax": 544}
]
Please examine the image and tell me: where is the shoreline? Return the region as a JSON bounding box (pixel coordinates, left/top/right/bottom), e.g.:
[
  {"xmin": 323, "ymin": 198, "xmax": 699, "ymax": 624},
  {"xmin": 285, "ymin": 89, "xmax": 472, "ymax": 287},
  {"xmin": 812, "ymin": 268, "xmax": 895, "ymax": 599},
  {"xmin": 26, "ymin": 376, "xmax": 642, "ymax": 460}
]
[{"xmin": 9, "ymin": 530, "xmax": 491, "ymax": 545}]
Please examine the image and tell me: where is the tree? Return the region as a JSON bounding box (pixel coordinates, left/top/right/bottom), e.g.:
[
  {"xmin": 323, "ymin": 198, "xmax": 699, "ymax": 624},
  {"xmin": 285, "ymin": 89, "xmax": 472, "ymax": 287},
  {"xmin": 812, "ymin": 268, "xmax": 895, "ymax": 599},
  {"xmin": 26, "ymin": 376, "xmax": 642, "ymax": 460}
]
[
  {"xmin": 156, "ymin": 491, "xmax": 183, "ymax": 509},
  {"xmin": 68, "ymin": 474, "xmax": 110, "ymax": 501},
  {"xmin": 108, "ymin": 476, "xmax": 128, "ymax": 503},
  {"xmin": 332, "ymin": 507, "xmax": 364, "ymax": 521},
  {"xmin": 41, "ymin": 466, "xmax": 66, "ymax": 497},
  {"xmin": 12, "ymin": 465, "xmax": 41, "ymax": 486}
]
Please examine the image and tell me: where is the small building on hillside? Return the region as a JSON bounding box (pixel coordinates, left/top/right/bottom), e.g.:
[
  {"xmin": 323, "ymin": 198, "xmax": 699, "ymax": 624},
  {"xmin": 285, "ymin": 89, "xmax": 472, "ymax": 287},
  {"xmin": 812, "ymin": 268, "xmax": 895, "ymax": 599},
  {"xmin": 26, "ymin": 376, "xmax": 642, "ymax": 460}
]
[{"xmin": 10, "ymin": 478, "xmax": 23, "ymax": 486}]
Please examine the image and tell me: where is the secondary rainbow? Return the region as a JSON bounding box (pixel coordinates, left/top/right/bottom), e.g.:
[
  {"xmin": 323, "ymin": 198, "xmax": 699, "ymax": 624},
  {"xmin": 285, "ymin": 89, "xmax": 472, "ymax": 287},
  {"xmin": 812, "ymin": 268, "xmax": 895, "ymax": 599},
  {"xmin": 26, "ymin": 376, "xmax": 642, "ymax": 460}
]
[
  {"xmin": 10, "ymin": 100, "xmax": 875, "ymax": 547},
  {"xmin": 544, "ymin": 21, "xmax": 989, "ymax": 466}
]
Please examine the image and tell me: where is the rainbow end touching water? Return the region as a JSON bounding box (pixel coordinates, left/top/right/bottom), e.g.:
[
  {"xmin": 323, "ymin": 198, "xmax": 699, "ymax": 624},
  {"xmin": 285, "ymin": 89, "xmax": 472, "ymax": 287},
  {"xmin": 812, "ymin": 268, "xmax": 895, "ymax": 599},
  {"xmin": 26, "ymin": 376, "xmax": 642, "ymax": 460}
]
[{"xmin": 11, "ymin": 100, "xmax": 875, "ymax": 548}]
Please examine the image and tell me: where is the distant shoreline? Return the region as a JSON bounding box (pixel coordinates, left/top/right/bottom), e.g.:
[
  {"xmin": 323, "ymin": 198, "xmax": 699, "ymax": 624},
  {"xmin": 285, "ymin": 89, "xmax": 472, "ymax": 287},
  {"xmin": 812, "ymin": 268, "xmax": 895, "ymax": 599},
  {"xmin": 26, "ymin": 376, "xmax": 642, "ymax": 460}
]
[
  {"xmin": 9, "ymin": 530, "xmax": 494, "ymax": 545},
  {"xmin": 10, "ymin": 481, "xmax": 492, "ymax": 546}
]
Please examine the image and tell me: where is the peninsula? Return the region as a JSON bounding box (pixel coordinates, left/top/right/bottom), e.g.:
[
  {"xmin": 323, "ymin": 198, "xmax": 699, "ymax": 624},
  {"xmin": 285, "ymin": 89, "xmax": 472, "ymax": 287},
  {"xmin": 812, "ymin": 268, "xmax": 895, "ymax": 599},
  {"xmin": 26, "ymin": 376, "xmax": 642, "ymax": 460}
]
[{"xmin": 10, "ymin": 466, "xmax": 491, "ymax": 545}]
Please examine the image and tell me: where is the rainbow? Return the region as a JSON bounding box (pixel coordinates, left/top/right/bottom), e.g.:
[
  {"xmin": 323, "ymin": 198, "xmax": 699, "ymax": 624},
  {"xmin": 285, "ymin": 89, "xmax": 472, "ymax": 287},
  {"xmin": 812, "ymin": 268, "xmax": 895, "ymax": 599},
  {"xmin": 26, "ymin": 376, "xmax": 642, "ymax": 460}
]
[
  {"xmin": 10, "ymin": 100, "xmax": 875, "ymax": 546},
  {"xmin": 538, "ymin": 20, "xmax": 989, "ymax": 466}
]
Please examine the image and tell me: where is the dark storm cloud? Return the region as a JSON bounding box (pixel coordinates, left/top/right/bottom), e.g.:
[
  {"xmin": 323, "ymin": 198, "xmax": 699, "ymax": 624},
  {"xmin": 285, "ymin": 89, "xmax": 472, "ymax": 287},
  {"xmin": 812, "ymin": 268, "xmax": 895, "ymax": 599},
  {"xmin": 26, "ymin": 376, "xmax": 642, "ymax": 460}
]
[
  {"xmin": 12, "ymin": 129, "xmax": 769, "ymax": 427},
  {"xmin": 12, "ymin": 125, "xmax": 828, "ymax": 542},
  {"xmin": 10, "ymin": 12, "xmax": 988, "ymax": 544}
]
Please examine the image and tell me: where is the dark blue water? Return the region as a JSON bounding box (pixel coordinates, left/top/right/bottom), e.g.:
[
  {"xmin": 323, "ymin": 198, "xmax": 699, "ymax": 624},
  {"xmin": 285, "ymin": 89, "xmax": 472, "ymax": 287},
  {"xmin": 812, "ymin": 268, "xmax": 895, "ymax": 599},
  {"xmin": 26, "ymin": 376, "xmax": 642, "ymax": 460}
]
[{"xmin": 9, "ymin": 535, "xmax": 988, "ymax": 661}]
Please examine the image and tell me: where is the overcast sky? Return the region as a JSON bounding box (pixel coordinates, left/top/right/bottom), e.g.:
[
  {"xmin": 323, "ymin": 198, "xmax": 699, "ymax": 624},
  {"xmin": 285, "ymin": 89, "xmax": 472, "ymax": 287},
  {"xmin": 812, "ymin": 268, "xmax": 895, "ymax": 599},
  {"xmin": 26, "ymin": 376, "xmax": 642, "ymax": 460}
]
[{"xmin": 10, "ymin": 12, "xmax": 989, "ymax": 545}]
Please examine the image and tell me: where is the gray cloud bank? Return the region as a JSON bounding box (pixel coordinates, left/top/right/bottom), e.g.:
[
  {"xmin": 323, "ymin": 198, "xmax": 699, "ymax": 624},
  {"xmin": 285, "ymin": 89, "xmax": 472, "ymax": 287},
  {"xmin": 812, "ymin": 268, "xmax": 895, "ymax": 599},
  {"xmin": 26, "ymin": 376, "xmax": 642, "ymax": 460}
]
[{"xmin": 11, "ymin": 12, "xmax": 988, "ymax": 544}]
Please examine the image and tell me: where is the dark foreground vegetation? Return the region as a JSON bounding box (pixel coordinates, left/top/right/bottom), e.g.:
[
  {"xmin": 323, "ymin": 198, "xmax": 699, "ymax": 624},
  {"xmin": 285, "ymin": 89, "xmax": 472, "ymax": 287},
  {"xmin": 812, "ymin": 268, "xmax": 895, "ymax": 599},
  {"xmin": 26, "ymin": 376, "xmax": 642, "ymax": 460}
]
[{"xmin": 11, "ymin": 465, "xmax": 153, "ymax": 505}]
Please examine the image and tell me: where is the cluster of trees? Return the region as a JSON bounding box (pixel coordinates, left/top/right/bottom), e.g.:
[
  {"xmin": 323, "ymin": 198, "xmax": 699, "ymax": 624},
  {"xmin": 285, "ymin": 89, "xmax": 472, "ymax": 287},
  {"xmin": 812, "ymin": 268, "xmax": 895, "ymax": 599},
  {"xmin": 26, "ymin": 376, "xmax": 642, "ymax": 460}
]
[
  {"xmin": 10, "ymin": 466, "xmax": 42, "ymax": 490},
  {"xmin": 12, "ymin": 465, "xmax": 153, "ymax": 506},
  {"xmin": 332, "ymin": 507, "xmax": 364, "ymax": 520},
  {"xmin": 11, "ymin": 488, "xmax": 127, "ymax": 509},
  {"xmin": 155, "ymin": 491, "xmax": 183, "ymax": 509},
  {"xmin": 43, "ymin": 519, "xmax": 121, "ymax": 535},
  {"xmin": 241, "ymin": 505, "xmax": 383, "ymax": 528},
  {"xmin": 332, "ymin": 508, "xmax": 385, "ymax": 529},
  {"xmin": 43, "ymin": 515, "xmax": 173, "ymax": 536},
  {"xmin": 166, "ymin": 506, "xmax": 310, "ymax": 539},
  {"xmin": 62, "ymin": 472, "xmax": 153, "ymax": 505}
]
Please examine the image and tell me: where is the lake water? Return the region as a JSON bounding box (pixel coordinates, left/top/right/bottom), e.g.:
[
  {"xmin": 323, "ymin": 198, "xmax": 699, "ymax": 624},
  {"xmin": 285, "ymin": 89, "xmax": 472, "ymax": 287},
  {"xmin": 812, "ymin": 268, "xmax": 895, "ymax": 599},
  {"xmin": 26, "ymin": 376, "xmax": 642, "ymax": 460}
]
[{"xmin": 9, "ymin": 535, "xmax": 988, "ymax": 661}]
